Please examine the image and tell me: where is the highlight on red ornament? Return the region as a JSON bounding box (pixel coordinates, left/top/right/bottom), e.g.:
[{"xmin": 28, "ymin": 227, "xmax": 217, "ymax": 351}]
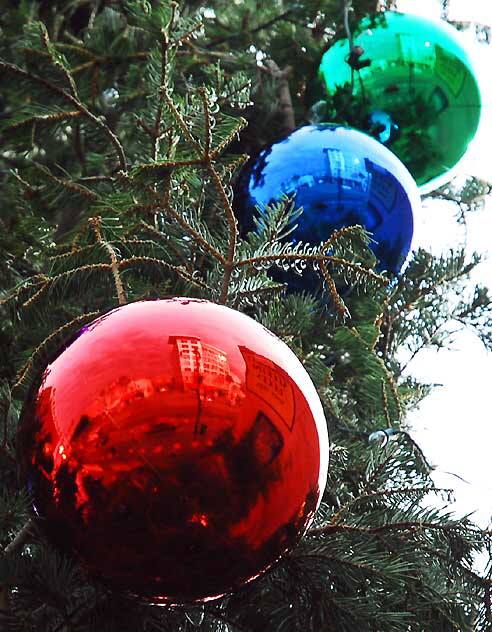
[{"xmin": 17, "ymin": 298, "xmax": 329, "ymax": 604}]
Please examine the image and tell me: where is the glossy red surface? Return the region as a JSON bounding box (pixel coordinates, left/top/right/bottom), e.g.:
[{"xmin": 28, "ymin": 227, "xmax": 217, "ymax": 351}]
[{"xmin": 18, "ymin": 298, "xmax": 329, "ymax": 604}]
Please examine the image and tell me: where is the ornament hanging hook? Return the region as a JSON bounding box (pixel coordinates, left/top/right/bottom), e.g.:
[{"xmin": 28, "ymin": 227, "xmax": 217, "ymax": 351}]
[
  {"xmin": 343, "ymin": 0, "xmax": 354, "ymax": 52},
  {"xmin": 343, "ymin": 1, "xmax": 371, "ymax": 72}
]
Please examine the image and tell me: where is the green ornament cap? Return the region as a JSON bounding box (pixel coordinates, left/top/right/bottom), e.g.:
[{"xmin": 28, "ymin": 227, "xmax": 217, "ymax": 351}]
[{"xmin": 317, "ymin": 11, "xmax": 482, "ymax": 192}]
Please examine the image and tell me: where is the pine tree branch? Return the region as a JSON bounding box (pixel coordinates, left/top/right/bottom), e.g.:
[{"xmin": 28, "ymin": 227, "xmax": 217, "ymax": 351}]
[
  {"xmin": 13, "ymin": 311, "xmax": 101, "ymax": 391},
  {"xmin": 140, "ymin": 187, "xmax": 227, "ymax": 265},
  {"xmin": 153, "ymin": 31, "xmax": 169, "ymax": 161},
  {"xmin": 20, "ymin": 264, "xmax": 112, "ymax": 309},
  {"xmin": 414, "ymin": 542, "xmax": 491, "ymax": 588},
  {"xmin": 76, "ymin": 175, "xmax": 114, "ymax": 183},
  {"xmin": 119, "ymin": 256, "xmax": 211, "ymax": 290},
  {"xmin": 318, "ymin": 486, "xmax": 448, "ymax": 521},
  {"xmin": 40, "ymin": 25, "xmax": 78, "ymax": 99},
  {"xmin": 160, "ymin": 87, "xmax": 202, "ymax": 153},
  {"xmin": 89, "ymin": 217, "xmax": 126, "ymax": 305},
  {"xmin": 381, "ymin": 380, "xmax": 392, "ymax": 426},
  {"xmin": 295, "ymin": 551, "xmax": 401, "ymax": 579},
  {"xmin": 201, "ymin": 89, "xmax": 237, "ymax": 302},
  {"xmin": 51, "ymin": 592, "xmax": 110, "ymax": 632},
  {"xmin": 206, "ymin": 8, "xmax": 300, "ymax": 48},
  {"xmin": 0, "ymin": 61, "xmax": 127, "ymax": 171},
  {"xmin": 35, "ymin": 165, "xmax": 98, "ymax": 201},
  {"xmin": 312, "ymin": 520, "xmax": 483, "ymax": 540},
  {"xmin": 0, "ymin": 275, "xmax": 46, "ymax": 309},
  {"xmin": 348, "ymin": 326, "xmax": 402, "ymax": 420},
  {"xmin": 70, "ymin": 52, "xmax": 150, "ymax": 76},
  {"xmin": 396, "ymin": 322, "xmax": 447, "ymax": 377},
  {"xmin": 1, "ymin": 110, "xmax": 82, "ymax": 135},
  {"xmin": 235, "ymin": 252, "xmax": 388, "ymax": 282},
  {"xmin": 4, "ymin": 520, "xmax": 36, "ymax": 555},
  {"xmin": 123, "ymin": 221, "xmax": 193, "ymax": 271},
  {"xmin": 0, "ymin": 520, "xmax": 37, "ymax": 611},
  {"xmin": 320, "ymin": 263, "xmax": 349, "ymax": 317}
]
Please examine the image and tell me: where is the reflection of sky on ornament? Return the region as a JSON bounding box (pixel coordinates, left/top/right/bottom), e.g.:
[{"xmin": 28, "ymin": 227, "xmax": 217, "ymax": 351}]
[
  {"xmin": 395, "ymin": 0, "xmax": 492, "ymax": 185},
  {"xmin": 394, "ymin": 0, "xmax": 492, "ymax": 545}
]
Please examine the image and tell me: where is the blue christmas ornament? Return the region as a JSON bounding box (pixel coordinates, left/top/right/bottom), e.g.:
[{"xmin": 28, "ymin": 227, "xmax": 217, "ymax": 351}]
[{"xmin": 234, "ymin": 125, "xmax": 419, "ymax": 292}]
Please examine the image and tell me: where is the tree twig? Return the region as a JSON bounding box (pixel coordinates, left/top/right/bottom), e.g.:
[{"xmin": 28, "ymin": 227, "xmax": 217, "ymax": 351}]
[
  {"xmin": 0, "ymin": 61, "xmax": 127, "ymax": 171},
  {"xmin": 153, "ymin": 32, "xmax": 169, "ymax": 161},
  {"xmin": 261, "ymin": 60, "xmax": 296, "ymax": 133},
  {"xmin": 89, "ymin": 217, "xmax": 126, "ymax": 305},
  {"xmin": 206, "ymin": 8, "xmax": 299, "ymax": 48},
  {"xmin": 0, "ymin": 520, "xmax": 37, "ymax": 610}
]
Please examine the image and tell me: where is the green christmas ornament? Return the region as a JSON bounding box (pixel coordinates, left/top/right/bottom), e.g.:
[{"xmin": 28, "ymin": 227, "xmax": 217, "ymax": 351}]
[{"xmin": 317, "ymin": 11, "xmax": 482, "ymax": 192}]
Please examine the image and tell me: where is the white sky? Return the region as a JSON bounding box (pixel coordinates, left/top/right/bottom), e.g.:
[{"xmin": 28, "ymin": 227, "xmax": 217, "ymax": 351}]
[{"xmin": 393, "ymin": 1, "xmax": 492, "ymax": 533}]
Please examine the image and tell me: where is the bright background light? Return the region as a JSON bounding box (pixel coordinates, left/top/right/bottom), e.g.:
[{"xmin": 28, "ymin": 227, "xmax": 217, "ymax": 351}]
[{"xmin": 393, "ymin": 1, "xmax": 492, "ymax": 535}]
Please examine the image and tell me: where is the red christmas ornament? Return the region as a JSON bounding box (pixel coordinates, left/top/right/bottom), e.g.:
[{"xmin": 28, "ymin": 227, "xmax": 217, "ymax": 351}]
[{"xmin": 17, "ymin": 299, "xmax": 329, "ymax": 604}]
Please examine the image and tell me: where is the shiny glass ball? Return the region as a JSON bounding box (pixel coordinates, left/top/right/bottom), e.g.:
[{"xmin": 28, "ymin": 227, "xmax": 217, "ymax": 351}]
[
  {"xmin": 17, "ymin": 298, "xmax": 329, "ymax": 605},
  {"xmin": 317, "ymin": 11, "xmax": 482, "ymax": 192},
  {"xmin": 234, "ymin": 124, "xmax": 419, "ymax": 291}
]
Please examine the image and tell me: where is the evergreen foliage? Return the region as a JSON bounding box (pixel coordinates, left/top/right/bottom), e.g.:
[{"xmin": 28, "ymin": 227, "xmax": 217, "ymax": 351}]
[{"xmin": 0, "ymin": 1, "xmax": 491, "ymax": 630}]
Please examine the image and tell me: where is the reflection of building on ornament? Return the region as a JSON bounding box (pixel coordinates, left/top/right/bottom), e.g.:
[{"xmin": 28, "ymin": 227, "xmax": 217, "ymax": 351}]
[
  {"xmin": 240, "ymin": 346, "xmax": 295, "ymax": 431},
  {"xmin": 169, "ymin": 336, "xmax": 244, "ymax": 405},
  {"xmin": 323, "ymin": 147, "xmax": 369, "ymax": 191}
]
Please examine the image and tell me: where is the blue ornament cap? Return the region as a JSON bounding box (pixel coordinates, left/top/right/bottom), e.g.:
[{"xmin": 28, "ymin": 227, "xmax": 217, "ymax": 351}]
[
  {"xmin": 234, "ymin": 125, "xmax": 419, "ymax": 292},
  {"xmin": 366, "ymin": 110, "xmax": 400, "ymax": 144}
]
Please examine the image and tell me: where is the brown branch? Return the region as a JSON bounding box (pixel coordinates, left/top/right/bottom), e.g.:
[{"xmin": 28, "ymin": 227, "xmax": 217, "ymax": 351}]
[
  {"xmin": 153, "ymin": 32, "xmax": 169, "ymax": 161},
  {"xmin": 0, "ymin": 519, "xmax": 37, "ymax": 610},
  {"xmin": 76, "ymin": 175, "xmax": 114, "ymax": 183},
  {"xmin": 0, "ymin": 61, "xmax": 127, "ymax": 171},
  {"xmin": 198, "ymin": 88, "xmax": 237, "ymax": 304},
  {"xmin": 207, "ymin": 161, "xmax": 236, "ymax": 303},
  {"xmin": 55, "ymin": 43, "xmax": 97, "ymax": 59},
  {"xmin": 89, "ymin": 217, "xmax": 126, "ymax": 305},
  {"xmin": 13, "ymin": 311, "xmax": 101, "ymax": 390},
  {"xmin": 235, "ymin": 252, "xmax": 388, "ymax": 283},
  {"xmin": 261, "ymin": 60, "xmax": 296, "ymax": 133},
  {"xmin": 206, "ymin": 8, "xmax": 299, "ymax": 48},
  {"xmin": 413, "ymin": 542, "xmax": 492, "ymax": 588},
  {"xmin": 141, "ymin": 187, "xmax": 227, "ymax": 265},
  {"xmin": 36, "ymin": 167, "xmax": 98, "ymax": 201},
  {"xmin": 317, "ymin": 236, "xmax": 350, "ymax": 316},
  {"xmin": 160, "ymin": 87, "xmax": 202, "ymax": 153},
  {"xmin": 40, "ymin": 26, "xmax": 78, "ymax": 98},
  {"xmin": 322, "ymin": 486, "xmax": 447, "ymax": 528},
  {"xmin": 311, "ymin": 520, "xmax": 471, "ymax": 537},
  {"xmin": 0, "ymin": 275, "xmax": 46, "ymax": 308},
  {"xmin": 348, "ymin": 326, "xmax": 402, "ymax": 420},
  {"xmin": 4, "ymin": 520, "xmax": 36, "ymax": 555},
  {"xmin": 119, "ymin": 256, "xmax": 210, "ymax": 290},
  {"xmin": 71, "ymin": 51, "xmax": 149, "ymax": 75},
  {"xmin": 2, "ymin": 110, "xmax": 82, "ymax": 135},
  {"xmin": 381, "ymin": 380, "xmax": 392, "ymax": 427},
  {"xmin": 134, "ymin": 157, "xmax": 203, "ymax": 171},
  {"xmin": 124, "ymin": 221, "xmax": 192, "ymax": 271},
  {"xmin": 199, "ymin": 87, "xmax": 212, "ymax": 158},
  {"xmin": 321, "ymin": 264, "xmax": 348, "ymax": 317}
]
